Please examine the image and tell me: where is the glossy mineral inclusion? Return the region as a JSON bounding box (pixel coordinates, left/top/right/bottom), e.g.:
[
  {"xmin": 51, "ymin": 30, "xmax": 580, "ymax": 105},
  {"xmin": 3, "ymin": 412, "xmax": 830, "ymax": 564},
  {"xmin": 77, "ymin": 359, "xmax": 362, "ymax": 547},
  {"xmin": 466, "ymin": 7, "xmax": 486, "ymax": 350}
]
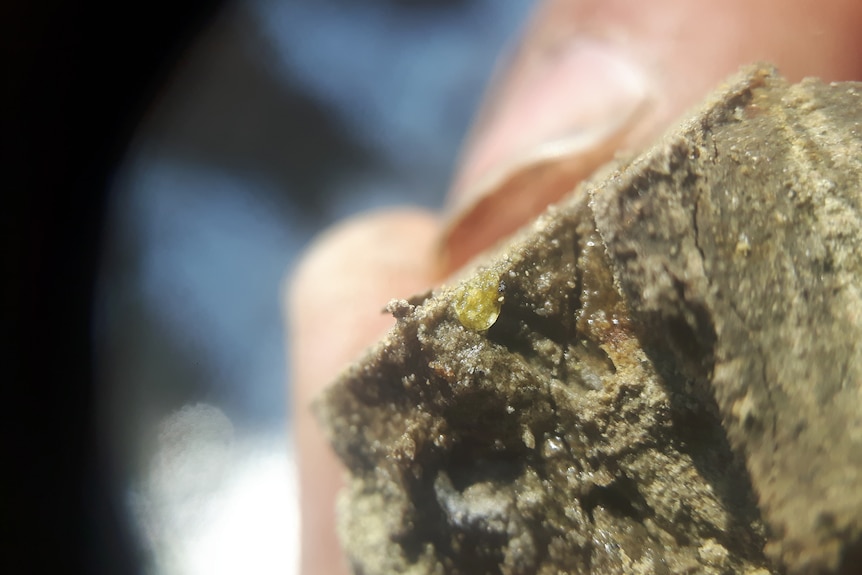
[{"xmin": 452, "ymin": 267, "xmax": 502, "ymax": 331}]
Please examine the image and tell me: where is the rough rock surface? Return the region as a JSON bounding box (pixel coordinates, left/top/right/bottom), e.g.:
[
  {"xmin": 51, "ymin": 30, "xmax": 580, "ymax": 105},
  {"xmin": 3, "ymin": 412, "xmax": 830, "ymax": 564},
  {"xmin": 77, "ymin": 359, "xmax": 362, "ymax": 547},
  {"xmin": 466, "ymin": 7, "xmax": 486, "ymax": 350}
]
[{"xmin": 315, "ymin": 66, "xmax": 862, "ymax": 575}]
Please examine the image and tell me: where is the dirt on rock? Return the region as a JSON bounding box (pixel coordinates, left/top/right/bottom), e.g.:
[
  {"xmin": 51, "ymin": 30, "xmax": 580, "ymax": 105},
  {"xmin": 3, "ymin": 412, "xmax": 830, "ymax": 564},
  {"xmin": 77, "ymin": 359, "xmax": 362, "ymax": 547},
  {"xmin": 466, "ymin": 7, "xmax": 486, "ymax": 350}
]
[{"xmin": 316, "ymin": 65, "xmax": 862, "ymax": 575}]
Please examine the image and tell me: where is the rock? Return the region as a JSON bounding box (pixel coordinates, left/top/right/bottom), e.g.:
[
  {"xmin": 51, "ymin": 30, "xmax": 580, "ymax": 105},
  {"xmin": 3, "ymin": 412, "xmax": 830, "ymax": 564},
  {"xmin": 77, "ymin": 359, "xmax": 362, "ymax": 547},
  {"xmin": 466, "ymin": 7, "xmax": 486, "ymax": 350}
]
[{"xmin": 315, "ymin": 65, "xmax": 862, "ymax": 575}]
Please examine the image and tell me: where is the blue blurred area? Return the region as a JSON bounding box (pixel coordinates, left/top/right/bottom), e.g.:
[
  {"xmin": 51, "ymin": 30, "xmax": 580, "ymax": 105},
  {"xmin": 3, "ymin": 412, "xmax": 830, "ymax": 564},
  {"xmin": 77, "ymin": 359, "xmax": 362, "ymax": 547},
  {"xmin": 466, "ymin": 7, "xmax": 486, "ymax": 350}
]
[
  {"xmin": 96, "ymin": 0, "xmax": 533, "ymax": 573},
  {"xmin": 121, "ymin": 156, "xmax": 307, "ymax": 424},
  {"xmin": 252, "ymin": 0, "xmax": 529, "ymax": 172}
]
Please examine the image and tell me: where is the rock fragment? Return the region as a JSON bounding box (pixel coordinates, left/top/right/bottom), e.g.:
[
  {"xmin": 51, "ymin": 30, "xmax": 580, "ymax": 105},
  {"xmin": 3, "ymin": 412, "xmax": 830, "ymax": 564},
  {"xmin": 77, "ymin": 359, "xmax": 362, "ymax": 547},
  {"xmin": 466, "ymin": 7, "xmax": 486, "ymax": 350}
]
[{"xmin": 315, "ymin": 65, "xmax": 862, "ymax": 575}]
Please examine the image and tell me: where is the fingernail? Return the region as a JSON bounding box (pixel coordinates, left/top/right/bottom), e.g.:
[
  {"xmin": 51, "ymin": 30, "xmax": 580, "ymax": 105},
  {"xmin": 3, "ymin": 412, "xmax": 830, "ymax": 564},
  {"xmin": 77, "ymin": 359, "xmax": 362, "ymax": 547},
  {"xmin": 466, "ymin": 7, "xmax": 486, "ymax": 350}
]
[
  {"xmin": 442, "ymin": 40, "xmax": 650, "ymax": 272},
  {"xmin": 452, "ymin": 40, "xmax": 649, "ymax": 208}
]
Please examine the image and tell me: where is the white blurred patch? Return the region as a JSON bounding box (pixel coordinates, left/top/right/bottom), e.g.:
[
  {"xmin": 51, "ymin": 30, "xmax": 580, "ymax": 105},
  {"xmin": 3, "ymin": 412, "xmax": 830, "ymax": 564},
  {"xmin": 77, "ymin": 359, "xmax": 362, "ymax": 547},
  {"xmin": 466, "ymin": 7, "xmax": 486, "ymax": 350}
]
[{"xmin": 132, "ymin": 404, "xmax": 298, "ymax": 575}]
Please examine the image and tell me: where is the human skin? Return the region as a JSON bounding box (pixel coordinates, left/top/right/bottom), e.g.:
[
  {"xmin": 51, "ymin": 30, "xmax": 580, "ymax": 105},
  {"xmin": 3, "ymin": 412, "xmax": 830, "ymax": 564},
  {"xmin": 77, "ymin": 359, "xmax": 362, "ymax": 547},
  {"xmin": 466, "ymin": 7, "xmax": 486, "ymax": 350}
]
[{"xmin": 286, "ymin": 1, "xmax": 862, "ymax": 574}]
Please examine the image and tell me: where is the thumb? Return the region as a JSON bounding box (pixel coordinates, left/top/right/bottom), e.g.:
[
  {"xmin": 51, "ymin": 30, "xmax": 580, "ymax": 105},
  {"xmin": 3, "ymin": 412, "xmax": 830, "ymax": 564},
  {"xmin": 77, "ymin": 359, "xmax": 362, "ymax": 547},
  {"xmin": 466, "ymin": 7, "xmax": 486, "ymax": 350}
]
[
  {"xmin": 286, "ymin": 209, "xmax": 439, "ymax": 575},
  {"xmin": 442, "ymin": 0, "xmax": 862, "ymax": 273}
]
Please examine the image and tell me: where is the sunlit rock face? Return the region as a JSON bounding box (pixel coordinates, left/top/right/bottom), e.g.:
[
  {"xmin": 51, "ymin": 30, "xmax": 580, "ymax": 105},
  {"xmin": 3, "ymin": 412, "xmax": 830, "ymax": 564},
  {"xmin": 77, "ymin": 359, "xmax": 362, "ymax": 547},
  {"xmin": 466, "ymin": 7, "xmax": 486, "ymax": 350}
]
[{"xmin": 317, "ymin": 66, "xmax": 862, "ymax": 575}]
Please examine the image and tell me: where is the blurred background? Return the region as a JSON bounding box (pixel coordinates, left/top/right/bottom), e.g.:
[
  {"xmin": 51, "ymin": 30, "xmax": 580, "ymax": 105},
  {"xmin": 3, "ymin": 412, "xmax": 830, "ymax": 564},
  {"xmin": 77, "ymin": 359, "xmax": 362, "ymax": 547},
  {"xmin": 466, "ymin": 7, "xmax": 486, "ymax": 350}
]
[{"xmin": 91, "ymin": 1, "xmax": 534, "ymax": 573}]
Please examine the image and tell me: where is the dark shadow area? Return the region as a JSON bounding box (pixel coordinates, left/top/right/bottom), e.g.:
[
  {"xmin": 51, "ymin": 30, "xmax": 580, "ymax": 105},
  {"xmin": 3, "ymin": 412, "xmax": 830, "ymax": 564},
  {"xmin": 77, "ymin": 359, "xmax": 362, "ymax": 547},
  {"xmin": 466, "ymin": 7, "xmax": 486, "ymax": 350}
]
[
  {"xmin": 5, "ymin": 0, "xmax": 226, "ymax": 573},
  {"xmin": 631, "ymin": 306, "xmax": 768, "ymax": 559},
  {"xmin": 581, "ymin": 474, "xmax": 649, "ymax": 524},
  {"xmin": 141, "ymin": 4, "xmax": 374, "ymax": 216}
]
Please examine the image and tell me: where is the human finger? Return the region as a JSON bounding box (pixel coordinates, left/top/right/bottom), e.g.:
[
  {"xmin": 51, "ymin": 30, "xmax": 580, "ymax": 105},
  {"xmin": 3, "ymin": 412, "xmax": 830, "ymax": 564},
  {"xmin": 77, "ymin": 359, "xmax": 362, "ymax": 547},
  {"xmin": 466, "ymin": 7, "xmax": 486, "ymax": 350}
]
[
  {"xmin": 443, "ymin": 0, "xmax": 862, "ymax": 272},
  {"xmin": 286, "ymin": 209, "xmax": 440, "ymax": 575}
]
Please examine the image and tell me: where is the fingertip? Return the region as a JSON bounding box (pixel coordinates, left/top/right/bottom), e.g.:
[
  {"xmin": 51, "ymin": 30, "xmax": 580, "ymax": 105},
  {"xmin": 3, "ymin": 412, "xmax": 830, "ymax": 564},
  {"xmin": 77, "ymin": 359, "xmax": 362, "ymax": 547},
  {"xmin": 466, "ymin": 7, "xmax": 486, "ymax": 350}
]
[
  {"xmin": 441, "ymin": 0, "xmax": 862, "ymax": 275},
  {"xmin": 285, "ymin": 208, "xmax": 439, "ymax": 575},
  {"xmin": 287, "ymin": 209, "xmax": 440, "ymax": 393}
]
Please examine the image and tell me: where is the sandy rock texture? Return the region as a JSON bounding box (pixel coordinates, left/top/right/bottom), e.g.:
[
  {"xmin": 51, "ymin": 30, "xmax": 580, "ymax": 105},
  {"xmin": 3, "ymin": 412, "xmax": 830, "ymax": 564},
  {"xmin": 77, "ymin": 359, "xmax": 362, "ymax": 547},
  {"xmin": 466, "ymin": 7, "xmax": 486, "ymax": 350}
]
[{"xmin": 316, "ymin": 65, "xmax": 862, "ymax": 575}]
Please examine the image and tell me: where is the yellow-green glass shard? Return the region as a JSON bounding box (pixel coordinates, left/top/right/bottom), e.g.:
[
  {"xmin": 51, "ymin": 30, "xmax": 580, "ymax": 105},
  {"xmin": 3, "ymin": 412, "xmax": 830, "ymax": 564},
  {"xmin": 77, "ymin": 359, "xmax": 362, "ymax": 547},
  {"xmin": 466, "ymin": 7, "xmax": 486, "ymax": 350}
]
[{"xmin": 453, "ymin": 267, "xmax": 502, "ymax": 331}]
